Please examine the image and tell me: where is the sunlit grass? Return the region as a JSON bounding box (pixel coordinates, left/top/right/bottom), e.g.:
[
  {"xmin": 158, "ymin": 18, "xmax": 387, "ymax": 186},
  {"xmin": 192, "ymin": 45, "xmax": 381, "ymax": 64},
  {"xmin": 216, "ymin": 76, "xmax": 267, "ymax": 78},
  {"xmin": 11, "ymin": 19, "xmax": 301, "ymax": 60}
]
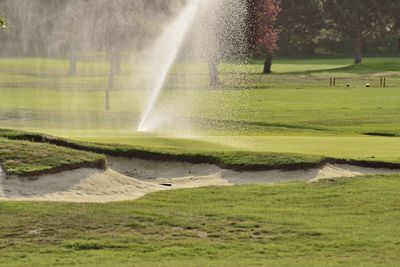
[
  {"xmin": 0, "ymin": 56, "xmax": 399, "ymax": 163},
  {"xmin": 1, "ymin": 175, "xmax": 400, "ymax": 266}
]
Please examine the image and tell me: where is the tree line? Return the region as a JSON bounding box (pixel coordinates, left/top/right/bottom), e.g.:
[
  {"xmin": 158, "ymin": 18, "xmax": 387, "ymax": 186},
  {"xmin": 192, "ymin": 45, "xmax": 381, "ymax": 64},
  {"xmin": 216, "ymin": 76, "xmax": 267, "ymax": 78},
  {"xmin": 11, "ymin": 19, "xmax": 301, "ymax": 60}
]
[
  {"xmin": 251, "ymin": 0, "xmax": 400, "ymax": 73},
  {"xmin": 0, "ymin": 0, "xmax": 182, "ymax": 70},
  {"xmin": 1, "ymin": 0, "xmax": 399, "ymax": 79}
]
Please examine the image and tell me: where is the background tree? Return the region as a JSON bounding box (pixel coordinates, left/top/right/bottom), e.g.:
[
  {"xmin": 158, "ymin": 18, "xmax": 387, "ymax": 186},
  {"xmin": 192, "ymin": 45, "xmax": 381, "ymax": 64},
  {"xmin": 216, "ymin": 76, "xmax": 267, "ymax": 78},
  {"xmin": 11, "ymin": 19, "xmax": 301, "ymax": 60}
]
[
  {"xmin": 277, "ymin": 0, "xmax": 323, "ymax": 55},
  {"xmin": 52, "ymin": 0, "xmax": 92, "ymax": 76},
  {"xmin": 324, "ymin": 0, "xmax": 399, "ymax": 64},
  {"xmin": 94, "ymin": 0, "xmax": 146, "ymax": 88},
  {"xmin": 254, "ymin": 0, "xmax": 281, "ymax": 74},
  {"xmin": 382, "ymin": 0, "xmax": 400, "ymax": 52}
]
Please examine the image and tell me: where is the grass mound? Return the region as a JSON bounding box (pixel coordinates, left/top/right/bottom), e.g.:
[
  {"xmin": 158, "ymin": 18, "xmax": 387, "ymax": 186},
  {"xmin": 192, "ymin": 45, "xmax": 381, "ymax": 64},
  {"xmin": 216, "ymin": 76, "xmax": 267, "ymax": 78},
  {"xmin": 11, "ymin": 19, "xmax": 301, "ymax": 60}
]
[
  {"xmin": 0, "ymin": 137, "xmax": 105, "ymax": 176},
  {"xmin": 0, "ymin": 129, "xmax": 326, "ymax": 171}
]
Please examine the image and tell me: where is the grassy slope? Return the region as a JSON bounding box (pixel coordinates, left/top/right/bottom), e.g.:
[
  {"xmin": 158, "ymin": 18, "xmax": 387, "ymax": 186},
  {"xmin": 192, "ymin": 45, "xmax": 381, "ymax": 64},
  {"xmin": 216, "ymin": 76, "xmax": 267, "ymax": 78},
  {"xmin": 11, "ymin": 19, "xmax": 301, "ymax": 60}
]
[
  {"xmin": 0, "ymin": 137, "xmax": 105, "ymax": 176},
  {"xmin": 78, "ymin": 135, "xmax": 400, "ymax": 164},
  {"xmin": 0, "ymin": 129, "xmax": 328, "ymax": 171},
  {"xmin": 0, "ymin": 175, "xmax": 399, "ymax": 266},
  {"xmin": 2, "ymin": 129, "xmax": 400, "ymax": 171}
]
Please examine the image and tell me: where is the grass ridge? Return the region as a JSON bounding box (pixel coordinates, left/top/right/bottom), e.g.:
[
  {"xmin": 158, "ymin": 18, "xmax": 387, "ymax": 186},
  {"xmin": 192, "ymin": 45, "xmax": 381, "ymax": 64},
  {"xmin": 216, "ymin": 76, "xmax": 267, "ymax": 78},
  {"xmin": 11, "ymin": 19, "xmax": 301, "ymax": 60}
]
[
  {"xmin": 0, "ymin": 132, "xmax": 106, "ymax": 176},
  {"xmin": 1, "ymin": 129, "xmax": 399, "ymax": 173}
]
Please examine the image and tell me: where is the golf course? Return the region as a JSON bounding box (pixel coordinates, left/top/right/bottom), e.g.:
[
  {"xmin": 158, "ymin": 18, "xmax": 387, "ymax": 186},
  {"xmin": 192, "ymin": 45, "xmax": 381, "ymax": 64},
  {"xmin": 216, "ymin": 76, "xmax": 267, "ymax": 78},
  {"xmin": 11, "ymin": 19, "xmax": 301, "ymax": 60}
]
[
  {"xmin": 1, "ymin": 0, "xmax": 400, "ymax": 266},
  {"xmin": 0, "ymin": 56, "xmax": 399, "ymax": 266}
]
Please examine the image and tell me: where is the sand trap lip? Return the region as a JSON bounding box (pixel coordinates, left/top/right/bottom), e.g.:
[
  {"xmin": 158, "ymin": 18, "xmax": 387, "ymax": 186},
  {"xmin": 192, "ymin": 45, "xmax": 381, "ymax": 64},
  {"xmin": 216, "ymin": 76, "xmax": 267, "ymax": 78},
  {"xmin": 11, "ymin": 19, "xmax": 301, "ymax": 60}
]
[{"xmin": 1, "ymin": 156, "xmax": 400, "ymax": 203}]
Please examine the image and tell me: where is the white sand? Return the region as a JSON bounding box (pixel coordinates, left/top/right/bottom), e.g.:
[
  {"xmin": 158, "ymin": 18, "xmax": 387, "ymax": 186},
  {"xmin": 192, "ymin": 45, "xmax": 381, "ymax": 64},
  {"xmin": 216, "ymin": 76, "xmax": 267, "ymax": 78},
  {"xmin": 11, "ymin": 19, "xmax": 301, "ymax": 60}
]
[{"xmin": 1, "ymin": 156, "xmax": 399, "ymax": 203}]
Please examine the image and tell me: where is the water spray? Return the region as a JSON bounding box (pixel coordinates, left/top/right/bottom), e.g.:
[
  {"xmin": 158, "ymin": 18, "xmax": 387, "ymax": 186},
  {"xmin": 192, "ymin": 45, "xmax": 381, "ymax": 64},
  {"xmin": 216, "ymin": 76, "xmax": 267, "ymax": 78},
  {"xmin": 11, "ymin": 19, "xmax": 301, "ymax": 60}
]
[{"xmin": 137, "ymin": 0, "xmax": 203, "ymax": 132}]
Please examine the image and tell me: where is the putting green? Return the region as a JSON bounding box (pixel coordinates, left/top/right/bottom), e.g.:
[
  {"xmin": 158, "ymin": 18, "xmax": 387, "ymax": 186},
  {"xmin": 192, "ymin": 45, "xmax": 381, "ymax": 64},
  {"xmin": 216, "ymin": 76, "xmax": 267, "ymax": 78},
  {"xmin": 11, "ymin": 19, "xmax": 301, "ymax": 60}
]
[{"xmin": 73, "ymin": 135, "xmax": 400, "ymax": 163}]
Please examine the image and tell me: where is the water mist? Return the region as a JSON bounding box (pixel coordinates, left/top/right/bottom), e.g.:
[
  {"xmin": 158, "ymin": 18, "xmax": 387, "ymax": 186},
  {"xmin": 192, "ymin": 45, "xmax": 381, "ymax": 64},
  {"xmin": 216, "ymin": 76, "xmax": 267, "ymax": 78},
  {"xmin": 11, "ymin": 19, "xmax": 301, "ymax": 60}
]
[{"xmin": 137, "ymin": 0, "xmax": 207, "ymax": 133}]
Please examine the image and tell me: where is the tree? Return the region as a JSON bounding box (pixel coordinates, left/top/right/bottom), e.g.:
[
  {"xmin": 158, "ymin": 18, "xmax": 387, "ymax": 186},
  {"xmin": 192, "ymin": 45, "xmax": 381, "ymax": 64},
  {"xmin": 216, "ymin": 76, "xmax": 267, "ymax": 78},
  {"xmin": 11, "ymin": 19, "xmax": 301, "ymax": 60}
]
[
  {"xmin": 50, "ymin": 0, "xmax": 92, "ymax": 76},
  {"xmin": 277, "ymin": 0, "xmax": 323, "ymax": 55},
  {"xmin": 324, "ymin": 0, "xmax": 399, "ymax": 64},
  {"xmin": 94, "ymin": 0, "xmax": 145, "ymax": 78},
  {"xmin": 382, "ymin": 0, "xmax": 400, "ymax": 52},
  {"xmin": 253, "ymin": 0, "xmax": 281, "ymax": 74},
  {"xmin": 189, "ymin": 0, "xmax": 247, "ymax": 88}
]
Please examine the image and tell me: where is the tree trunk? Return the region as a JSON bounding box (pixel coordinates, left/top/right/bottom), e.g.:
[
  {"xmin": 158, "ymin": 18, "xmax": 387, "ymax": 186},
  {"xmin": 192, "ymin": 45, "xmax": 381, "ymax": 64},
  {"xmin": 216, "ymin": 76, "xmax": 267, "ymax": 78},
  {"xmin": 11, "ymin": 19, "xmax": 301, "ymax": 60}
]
[
  {"xmin": 397, "ymin": 37, "xmax": 400, "ymax": 52},
  {"xmin": 108, "ymin": 53, "xmax": 115, "ymax": 90},
  {"xmin": 68, "ymin": 49, "xmax": 77, "ymax": 76},
  {"xmin": 263, "ymin": 53, "xmax": 273, "ymax": 74},
  {"xmin": 114, "ymin": 52, "xmax": 121, "ymax": 75},
  {"xmin": 209, "ymin": 60, "xmax": 219, "ymax": 88},
  {"xmin": 305, "ymin": 43, "xmax": 315, "ymax": 55},
  {"xmin": 105, "ymin": 90, "xmax": 110, "ymax": 111},
  {"xmin": 106, "ymin": 52, "xmax": 115, "ymax": 111},
  {"xmin": 353, "ymin": 35, "xmax": 362, "ymax": 64}
]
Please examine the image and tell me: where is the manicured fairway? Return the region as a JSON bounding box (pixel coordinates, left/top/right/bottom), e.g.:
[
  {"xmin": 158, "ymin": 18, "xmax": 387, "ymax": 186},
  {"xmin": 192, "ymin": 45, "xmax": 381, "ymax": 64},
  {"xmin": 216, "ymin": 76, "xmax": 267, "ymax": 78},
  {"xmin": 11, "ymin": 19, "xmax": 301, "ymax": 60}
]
[{"xmin": 1, "ymin": 56, "xmax": 399, "ymax": 163}]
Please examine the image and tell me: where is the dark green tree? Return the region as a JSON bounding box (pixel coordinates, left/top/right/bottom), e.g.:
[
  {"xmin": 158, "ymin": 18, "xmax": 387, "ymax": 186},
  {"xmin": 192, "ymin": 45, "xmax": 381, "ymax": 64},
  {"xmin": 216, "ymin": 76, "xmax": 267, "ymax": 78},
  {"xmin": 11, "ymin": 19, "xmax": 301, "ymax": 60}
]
[
  {"xmin": 382, "ymin": 0, "xmax": 400, "ymax": 52},
  {"xmin": 277, "ymin": 0, "xmax": 323, "ymax": 55},
  {"xmin": 324, "ymin": 0, "xmax": 399, "ymax": 64}
]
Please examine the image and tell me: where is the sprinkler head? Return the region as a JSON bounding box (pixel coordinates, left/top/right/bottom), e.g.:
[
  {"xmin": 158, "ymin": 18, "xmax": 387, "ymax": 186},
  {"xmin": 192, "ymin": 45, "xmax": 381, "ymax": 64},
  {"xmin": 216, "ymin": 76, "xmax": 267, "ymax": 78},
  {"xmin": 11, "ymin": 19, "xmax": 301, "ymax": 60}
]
[
  {"xmin": 365, "ymin": 83, "xmax": 370, "ymax": 88},
  {"xmin": 346, "ymin": 84, "xmax": 350, "ymax": 87}
]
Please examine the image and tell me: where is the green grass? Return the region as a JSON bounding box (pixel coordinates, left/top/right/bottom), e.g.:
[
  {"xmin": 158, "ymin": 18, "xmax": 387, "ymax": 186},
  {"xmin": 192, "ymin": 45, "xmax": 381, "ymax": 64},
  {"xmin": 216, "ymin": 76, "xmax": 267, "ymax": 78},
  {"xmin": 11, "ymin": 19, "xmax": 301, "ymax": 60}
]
[
  {"xmin": 1, "ymin": 175, "xmax": 400, "ymax": 266},
  {"xmin": 0, "ymin": 57, "xmax": 399, "ymax": 136},
  {"xmin": 0, "ymin": 129, "xmax": 329, "ymax": 171},
  {"xmin": 0, "ymin": 137, "xmax": 105, "ymax": 176},
  {"xmin": 0, "ymin": 56, "xmax": 398, "ymax": 168},
  {"xmin": 0, "ymin": 56, "xmax": 400, "ymax": 266},
  {"xmin": 2, "ymin": 129, "xmax": 400, "ymax": 171},
  {"xmin": 75, "ymin": 135, "xmax": 400, "ymax": 164}
]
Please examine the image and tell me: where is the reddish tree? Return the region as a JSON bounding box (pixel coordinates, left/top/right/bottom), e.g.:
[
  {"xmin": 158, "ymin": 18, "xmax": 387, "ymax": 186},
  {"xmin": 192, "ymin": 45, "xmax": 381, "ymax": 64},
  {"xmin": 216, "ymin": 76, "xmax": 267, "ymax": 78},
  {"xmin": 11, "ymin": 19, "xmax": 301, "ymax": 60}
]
[{"xmin": 254, "ymin": 0, "xmax": 281, "ymax": 74}]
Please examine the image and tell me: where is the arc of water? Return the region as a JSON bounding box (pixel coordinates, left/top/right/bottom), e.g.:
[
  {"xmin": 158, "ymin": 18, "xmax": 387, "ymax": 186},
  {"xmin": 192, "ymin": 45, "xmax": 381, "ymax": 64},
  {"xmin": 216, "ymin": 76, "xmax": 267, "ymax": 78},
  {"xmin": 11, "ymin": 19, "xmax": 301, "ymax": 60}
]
[{"xmin": 137, "ymin": 0, "xmax": 203, "ymax": 132}]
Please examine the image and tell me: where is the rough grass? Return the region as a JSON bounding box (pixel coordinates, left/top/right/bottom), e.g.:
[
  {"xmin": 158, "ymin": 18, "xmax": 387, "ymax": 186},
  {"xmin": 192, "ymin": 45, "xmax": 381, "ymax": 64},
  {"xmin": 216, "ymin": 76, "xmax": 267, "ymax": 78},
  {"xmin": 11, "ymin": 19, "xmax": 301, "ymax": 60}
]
[
  {"xmin": 0, "ymin": 175, "xmax": 399, "ymax": 266},
  {"xmin": 0, "ymin": 137, "xmax": 105, "ymax": 176}
]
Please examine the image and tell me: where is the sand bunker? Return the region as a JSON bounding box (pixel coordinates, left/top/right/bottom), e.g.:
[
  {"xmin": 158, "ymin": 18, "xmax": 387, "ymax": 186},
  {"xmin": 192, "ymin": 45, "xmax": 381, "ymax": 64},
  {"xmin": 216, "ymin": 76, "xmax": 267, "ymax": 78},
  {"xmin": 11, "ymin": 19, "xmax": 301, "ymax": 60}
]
[{"xmin": 1, "ymin": 156, "xmax": 399, "ymax": 203}]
